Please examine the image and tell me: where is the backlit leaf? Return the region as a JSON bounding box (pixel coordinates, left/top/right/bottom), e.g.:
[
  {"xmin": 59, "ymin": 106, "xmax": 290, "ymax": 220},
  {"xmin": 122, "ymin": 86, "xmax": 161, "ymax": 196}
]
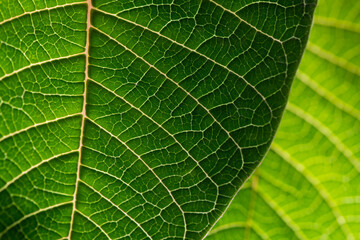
[{"xmin": 0, "ymin": 0, "xmax": 316, "ymax": 239}]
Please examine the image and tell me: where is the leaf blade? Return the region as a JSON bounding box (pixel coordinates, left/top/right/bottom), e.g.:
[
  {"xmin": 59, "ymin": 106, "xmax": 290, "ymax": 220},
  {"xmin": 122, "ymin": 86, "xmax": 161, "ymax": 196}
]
[{"xmin": 0, "ymin": 1, "xmax": 316, "ymax": 239}]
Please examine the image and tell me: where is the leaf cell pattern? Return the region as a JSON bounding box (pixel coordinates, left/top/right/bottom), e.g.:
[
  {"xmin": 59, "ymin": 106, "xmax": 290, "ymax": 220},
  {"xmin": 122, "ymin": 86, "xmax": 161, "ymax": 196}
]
[
  {"xmin": 0, "ymin": 0, "xmax": 315, "ymax": 239},
  {"xmin": 207, "ymin": 0, "xmax": 360, "ymax": 239}
]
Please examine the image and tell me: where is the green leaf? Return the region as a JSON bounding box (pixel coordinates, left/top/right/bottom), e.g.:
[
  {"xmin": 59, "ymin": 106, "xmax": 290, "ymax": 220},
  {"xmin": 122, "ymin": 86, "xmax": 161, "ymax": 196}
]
[
  {"xmin": 0, "ymin": 1, "xmax": 315, "ymax": 239},
  {"xmin": 207, "ymin": 0, "xmax": 360, "ymax": 239}
]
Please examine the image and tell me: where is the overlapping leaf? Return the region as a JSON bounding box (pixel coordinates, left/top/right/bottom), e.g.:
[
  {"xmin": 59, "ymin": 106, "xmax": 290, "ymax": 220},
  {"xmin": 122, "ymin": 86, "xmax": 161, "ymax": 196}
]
[
  {"xmin": 0, "ymin": 0, "xmax": 315, "ymax": 239},
  {"xmin": 207, "ymin": 0, "xmax": 360, "ymax": 239}
]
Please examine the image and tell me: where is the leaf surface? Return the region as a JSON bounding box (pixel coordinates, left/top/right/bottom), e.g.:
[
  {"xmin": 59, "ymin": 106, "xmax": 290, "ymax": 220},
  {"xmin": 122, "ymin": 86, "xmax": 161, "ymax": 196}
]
[
  {"xmin": 0, "ymin": 0, "xmax": 315, "ymax": 239},
  {"xmin": 207, "ymin": 0, "xmax": 360, "ymax": 239}
]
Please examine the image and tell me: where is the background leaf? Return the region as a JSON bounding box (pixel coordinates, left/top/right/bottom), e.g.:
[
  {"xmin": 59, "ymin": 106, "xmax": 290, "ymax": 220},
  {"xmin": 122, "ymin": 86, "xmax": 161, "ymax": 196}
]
[
  {"xmin": 207, "ymin": 0, "xmax": 360, "ymax": 239},
  {"xmin": 0, "ymin": 0, "xmax": 316, "ymax": 239}
]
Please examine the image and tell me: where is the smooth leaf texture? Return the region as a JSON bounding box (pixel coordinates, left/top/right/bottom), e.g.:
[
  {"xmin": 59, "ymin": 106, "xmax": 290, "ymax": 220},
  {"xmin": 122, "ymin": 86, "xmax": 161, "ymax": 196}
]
[
  {"xmin": 0, "ymin": 1, "xmax": 315, "ymax": 239},
  {"xmin": 207, "ymin": 0, "xmax": 360, "ymax": 239}
]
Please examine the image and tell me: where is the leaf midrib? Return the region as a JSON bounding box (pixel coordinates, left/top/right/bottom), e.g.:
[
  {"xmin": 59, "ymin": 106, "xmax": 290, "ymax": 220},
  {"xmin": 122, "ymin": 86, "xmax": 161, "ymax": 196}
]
[{"xmin": 67, "ymin": 0, "xmax": 92, "ymax": 238}]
